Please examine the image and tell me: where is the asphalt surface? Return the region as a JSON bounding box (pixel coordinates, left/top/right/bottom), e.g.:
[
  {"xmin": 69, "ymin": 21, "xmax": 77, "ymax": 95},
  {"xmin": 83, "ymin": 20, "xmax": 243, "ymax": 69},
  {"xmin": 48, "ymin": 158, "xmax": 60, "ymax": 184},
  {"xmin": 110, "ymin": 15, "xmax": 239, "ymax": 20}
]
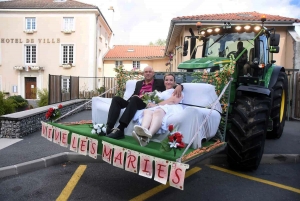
[{"xmin": 0, "ymin": 110, "xmax": 299, "ymax": 178}]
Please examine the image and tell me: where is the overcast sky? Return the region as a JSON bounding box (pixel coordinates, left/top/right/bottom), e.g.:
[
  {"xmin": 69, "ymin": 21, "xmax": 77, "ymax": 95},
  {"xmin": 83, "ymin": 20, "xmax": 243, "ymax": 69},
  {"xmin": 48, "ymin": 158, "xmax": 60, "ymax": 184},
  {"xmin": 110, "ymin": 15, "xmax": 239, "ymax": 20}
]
[{"xmin": 78, "ymin": 0, "xmax": 300, "ymax": 45}]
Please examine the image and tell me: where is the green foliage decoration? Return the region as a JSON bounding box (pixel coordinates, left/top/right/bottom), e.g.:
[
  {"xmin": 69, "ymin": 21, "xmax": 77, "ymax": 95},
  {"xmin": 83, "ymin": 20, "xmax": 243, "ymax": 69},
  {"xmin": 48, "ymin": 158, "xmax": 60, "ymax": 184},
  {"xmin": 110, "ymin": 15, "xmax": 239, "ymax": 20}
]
[
  {"xmin": 37, "ymin": 88, "xmax": 48, "ymax": 107},
  {"xmin": 192, "ymin": 56, "xmax": 235, "ymax": 112},
  {"xmin": 114, "ymin": 65, "xmax": 143, "ymax": 97}
]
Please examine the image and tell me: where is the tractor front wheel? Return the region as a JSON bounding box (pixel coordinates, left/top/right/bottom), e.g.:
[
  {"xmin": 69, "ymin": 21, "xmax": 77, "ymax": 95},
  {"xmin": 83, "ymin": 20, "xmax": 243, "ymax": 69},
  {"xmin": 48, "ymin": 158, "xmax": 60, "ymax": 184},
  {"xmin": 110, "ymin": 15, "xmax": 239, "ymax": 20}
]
[
  {"xmin": 267, "ymin": 71, "xmax": 288, "ymax": 139},
  {"xmin": 227, "ymin": 92, "xmax": 271, "ymax": 170}
]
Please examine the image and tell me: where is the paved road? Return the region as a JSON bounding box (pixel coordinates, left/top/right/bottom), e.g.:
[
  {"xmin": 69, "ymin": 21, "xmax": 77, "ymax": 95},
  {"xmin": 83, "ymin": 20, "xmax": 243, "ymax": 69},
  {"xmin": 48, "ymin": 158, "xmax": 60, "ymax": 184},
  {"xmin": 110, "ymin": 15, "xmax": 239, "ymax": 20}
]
[{"xmin": 0, "ymin": 162, "xmax": 299, "ymax": 201}]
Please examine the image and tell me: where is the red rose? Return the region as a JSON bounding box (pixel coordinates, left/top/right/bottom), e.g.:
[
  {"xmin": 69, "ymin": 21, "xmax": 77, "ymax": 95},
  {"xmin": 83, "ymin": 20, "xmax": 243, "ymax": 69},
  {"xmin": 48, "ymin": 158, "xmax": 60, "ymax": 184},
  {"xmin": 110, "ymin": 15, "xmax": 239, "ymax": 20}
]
[
  {"xmin": 177, "ymin": 142, "xmax": 185, "ymax": 148},
  {"xmin": 58, "ymin": 104, "xmax": 63, "ymax": 109},
  {"xmin": 168, "ymin": 124, "xmax": 174, "ymax": 132},
  {"xmin": 172, "ymin": 132, "xmax": 183, "ymax": 143}
]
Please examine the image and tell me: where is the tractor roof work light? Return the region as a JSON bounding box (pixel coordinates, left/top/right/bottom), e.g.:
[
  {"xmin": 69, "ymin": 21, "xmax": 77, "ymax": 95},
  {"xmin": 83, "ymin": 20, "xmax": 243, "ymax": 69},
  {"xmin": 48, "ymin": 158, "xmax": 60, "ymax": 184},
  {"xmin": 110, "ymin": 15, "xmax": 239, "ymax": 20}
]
[
  {"xmin": 235, "ymin": 26, "xmax": 242, "ymax": 31},
  {"xmin": 215, "ymin": 28, "xmax": 220, "ymax": 32},
  {"xmin": 254, "ymin": 26, "xmax": 261, "ymax": 31},
  {"xmin": 244, "ymin": 25, "xmax": 251, "ymax": 30}
]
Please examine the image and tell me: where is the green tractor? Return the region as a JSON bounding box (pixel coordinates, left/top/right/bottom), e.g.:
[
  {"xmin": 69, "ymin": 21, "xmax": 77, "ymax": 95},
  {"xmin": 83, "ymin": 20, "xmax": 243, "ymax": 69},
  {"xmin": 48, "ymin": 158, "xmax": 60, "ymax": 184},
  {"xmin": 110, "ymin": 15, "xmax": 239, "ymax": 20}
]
[{"xmin": 178, "ymin": 16, "xmax": 288, "ymax": 170}]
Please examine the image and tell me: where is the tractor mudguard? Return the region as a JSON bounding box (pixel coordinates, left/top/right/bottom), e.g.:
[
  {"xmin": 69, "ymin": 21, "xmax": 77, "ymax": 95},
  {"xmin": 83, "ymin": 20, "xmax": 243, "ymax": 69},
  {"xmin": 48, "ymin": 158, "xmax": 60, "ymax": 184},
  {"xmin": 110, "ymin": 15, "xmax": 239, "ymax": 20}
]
[
  {"xmin": 268, "ymin": 66, "xmax": 285, "ymax": 89},
  {"xmin": 237, "ymin": 85, "xmax": 271, "ymax": 96}
]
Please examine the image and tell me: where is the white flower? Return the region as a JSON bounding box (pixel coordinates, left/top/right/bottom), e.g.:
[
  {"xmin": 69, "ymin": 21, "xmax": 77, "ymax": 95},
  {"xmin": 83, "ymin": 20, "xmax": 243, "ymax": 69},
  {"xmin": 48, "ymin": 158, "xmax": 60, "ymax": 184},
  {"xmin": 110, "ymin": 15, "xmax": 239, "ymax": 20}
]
[
  {"xmin": 169, "ymin": 141, "xmax": 179, "ymax": 148},
  {"xmin": 91, "ymin": 129, "xmax": 96, "ymax": 134},
  {"xmin": 101, "ymin": 127, "xmax": 106, "ymax": 133},
  {"xmin": 97, "ymin": 128, "xmax": 102, "ymax": 133},
  {"xmin": 93, "ymin": 124, "xmax": 98, "ymax": 129}
]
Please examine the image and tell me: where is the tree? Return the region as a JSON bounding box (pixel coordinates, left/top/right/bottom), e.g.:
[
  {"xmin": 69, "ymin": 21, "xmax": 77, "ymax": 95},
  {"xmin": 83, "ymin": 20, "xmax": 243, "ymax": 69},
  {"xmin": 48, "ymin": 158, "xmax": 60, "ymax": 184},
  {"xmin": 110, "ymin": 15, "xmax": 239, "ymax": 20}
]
[{"xmin": 149, "ymin": 39, "xmax": 166, "ymax": 46}]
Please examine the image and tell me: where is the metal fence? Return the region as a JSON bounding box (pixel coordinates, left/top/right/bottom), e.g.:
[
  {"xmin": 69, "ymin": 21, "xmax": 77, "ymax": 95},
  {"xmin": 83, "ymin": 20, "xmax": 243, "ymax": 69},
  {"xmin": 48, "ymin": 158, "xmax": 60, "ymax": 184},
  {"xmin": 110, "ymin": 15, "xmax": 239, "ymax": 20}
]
[{"xmin": 48, "ymin": 75, "xmax": 116, "ymax": 105}]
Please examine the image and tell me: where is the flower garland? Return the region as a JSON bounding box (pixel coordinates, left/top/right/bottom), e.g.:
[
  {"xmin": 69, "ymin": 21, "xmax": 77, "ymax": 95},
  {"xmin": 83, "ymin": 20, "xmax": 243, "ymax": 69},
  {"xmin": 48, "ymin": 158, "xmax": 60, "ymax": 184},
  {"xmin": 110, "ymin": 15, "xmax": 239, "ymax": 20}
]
[
  {"xmin": 192, "ymin": 56, "xmax": 235, "ymax": 112},
  {"xmin": 46, "ymin": 104, "xmax": 63, "ymax": 122},
  {"xmin": 160, "ymin": 125, "xmax": 185, "ymax": 157},
  {"xmin": 91, "ymin": 123, "xmax": 107, "ymax": 136}
]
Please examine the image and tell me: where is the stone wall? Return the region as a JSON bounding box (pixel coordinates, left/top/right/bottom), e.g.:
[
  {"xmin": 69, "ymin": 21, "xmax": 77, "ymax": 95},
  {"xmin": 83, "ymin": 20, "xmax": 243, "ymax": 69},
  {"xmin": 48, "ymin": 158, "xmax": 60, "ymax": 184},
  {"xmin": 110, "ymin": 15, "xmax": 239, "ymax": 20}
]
[{"xmin": 0, "ymin": 99, "xmax": 91, "ymax": 138}]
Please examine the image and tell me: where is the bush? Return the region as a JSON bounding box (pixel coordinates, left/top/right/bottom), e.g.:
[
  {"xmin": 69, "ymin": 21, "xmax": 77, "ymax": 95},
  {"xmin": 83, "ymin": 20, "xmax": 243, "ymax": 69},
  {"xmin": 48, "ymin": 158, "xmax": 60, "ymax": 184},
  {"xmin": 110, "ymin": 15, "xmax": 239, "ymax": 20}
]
[
  {"xmin": 0, "ymin": 92, "xmax": 17, "ymax": 115},
  {"xmin": 7, "ymin": 95, "xmax": 28, "ymax": 112},
  {"xmin": 37, "ymin": 88, "xmax": 48, "ymax": 107}
]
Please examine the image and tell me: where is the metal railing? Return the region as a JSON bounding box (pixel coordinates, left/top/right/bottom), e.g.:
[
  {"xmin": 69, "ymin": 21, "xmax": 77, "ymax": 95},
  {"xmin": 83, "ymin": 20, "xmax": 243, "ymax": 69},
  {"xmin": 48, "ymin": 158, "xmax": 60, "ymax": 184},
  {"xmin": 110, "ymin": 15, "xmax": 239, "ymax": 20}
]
[{"xmin": 48, "ymin": 75, "xmax": 116, "ymax": 105}]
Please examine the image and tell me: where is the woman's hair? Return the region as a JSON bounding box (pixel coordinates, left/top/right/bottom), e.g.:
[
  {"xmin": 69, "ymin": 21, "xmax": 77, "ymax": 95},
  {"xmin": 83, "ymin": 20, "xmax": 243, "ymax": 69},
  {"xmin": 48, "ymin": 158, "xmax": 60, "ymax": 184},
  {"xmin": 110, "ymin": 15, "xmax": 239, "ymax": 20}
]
[{"xmin": 163, "ymin": 73, "xmax": 176, "ymax": 81}]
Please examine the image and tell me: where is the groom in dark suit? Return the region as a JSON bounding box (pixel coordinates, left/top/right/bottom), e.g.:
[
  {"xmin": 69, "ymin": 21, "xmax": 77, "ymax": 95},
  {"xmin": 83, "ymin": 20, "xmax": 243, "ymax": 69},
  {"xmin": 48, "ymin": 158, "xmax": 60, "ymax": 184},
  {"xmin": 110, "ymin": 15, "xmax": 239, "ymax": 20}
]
[{"xmin": 106, "ymin": 66, "xmax": 182, "ymax": 139}]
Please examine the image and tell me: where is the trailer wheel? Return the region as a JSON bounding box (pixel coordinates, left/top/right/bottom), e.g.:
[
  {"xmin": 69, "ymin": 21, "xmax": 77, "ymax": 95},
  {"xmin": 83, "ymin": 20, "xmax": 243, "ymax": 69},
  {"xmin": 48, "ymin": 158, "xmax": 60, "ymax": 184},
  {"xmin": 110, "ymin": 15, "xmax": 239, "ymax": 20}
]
[
  {"xmin": 267, "ymin": 71, "xmax": 288, "ymax": 139},
  {"xmin": 227, "ymin": 92, "xmax": 271, "ymax": 170}
]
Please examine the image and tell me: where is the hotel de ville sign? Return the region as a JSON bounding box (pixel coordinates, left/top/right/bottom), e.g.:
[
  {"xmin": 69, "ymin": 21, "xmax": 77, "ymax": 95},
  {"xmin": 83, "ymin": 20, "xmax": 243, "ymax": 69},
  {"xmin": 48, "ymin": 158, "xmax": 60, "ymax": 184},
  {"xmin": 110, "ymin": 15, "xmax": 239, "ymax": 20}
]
[{"xmin": 1, "ymin": 38, "xmax": 61, "ymax": 43}]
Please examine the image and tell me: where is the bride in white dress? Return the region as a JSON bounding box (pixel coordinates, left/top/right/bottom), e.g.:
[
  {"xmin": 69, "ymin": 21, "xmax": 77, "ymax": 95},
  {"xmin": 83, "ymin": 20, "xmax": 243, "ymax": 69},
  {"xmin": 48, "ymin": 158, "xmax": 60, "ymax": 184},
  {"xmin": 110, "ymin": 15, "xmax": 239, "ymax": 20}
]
[{"xmin": 132, "ymin": 74, "xmax": 184, "ymax": 146}]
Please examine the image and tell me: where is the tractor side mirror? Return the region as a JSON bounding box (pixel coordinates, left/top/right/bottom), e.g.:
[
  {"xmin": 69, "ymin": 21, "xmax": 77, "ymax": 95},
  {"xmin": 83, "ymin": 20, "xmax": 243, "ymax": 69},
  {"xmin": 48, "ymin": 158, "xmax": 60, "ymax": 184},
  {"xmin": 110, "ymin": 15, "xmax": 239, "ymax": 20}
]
[
  {"xmin": 269, "ymin": 46, "xmax": 280, "ymax": 53},
  {"xmin": 270, "ymin": 34, "xmax": 280, "ymax": 46},
  {"xmin": 183, "ymin": 41, "xmax": 188, "ymax": 56}
]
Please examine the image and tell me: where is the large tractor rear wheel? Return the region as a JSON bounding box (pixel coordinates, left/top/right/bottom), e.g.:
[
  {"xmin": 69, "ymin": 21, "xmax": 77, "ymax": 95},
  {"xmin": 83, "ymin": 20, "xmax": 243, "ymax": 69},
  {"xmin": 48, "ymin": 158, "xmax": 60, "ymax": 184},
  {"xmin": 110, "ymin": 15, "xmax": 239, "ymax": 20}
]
[
  {"xmin": 227, "ymin": 92, "xmax": 271, "ymax": 170},
  {"xmin": 267, "ymin": 71, "xmax": 288, "ymax": 139}
]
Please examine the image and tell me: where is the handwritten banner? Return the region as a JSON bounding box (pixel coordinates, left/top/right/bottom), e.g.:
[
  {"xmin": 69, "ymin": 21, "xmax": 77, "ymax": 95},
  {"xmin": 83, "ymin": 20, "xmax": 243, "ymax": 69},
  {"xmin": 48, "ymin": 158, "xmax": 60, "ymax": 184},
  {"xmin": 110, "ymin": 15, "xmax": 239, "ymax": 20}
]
[{"xmin": 41, "ymin": 122, "xmax": 189, "ymax": 190}]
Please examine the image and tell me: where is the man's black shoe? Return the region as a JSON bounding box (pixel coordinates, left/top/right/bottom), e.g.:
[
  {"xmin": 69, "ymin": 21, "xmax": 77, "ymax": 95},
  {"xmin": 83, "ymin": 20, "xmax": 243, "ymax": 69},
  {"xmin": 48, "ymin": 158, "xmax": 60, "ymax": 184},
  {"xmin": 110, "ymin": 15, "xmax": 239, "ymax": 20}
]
[
  {"xmin": 106, "ymin": 128, "xmax": 125, "ymax": 139},
  {"xmin": 106, "ymin": 126, "xmax": 113, "ymax": 135}
]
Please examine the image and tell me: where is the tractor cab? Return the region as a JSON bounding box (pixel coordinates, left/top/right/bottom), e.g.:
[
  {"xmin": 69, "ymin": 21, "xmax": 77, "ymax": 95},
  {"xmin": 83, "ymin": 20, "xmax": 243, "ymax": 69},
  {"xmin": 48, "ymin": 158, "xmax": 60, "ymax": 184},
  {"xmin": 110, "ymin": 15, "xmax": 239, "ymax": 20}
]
[{"xmin": 178, "ymin": 15, "xmax": 281, "ymax": 87}]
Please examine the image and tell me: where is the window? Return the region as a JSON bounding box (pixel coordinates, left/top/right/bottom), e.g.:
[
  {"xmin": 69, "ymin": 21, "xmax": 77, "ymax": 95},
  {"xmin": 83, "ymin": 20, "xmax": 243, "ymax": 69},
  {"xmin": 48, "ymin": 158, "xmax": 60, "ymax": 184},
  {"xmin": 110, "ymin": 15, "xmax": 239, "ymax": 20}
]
[
  {"xmin": 25, "ymin": 45, "xmax": 36, "ymax": 64},
  {"xmin": 25, "ymin": 17, "xmax": 36, "ymax": 30},
  {"xmin": 61, "ymin": 77, "xmax": 70, "ymax": 93},
  {"xmin": 115, "ymin": 61, "xmax": 123, "ymax": 68},
  {"xmin": 63, "ymin": 17, "xmax": 74, "ymax": 31},
  {"xmin": 133, "ymin": 61, "xmax": 140, "ymax": 69},
  {"xmin": 61, "ymin": 45, "xmax": 74, "ymax": 64}
]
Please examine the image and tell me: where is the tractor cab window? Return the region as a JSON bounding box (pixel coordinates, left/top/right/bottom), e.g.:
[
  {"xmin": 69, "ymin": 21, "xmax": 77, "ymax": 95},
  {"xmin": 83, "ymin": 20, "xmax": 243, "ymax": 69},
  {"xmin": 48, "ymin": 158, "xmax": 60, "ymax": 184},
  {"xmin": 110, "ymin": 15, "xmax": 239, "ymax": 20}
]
[
  {"xmin": 204, "ymin": 32, "xmax": 255, "ymax": 59},
  {"xmin": 259, "ymin": 40, "xmax": 265, "ymax": 64}
]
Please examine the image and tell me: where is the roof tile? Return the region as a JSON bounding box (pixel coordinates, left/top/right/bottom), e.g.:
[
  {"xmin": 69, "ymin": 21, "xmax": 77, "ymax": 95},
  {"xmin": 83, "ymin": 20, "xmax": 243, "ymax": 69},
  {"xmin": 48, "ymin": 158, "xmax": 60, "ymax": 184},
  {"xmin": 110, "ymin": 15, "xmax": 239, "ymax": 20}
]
[
  {"xmin": 104, "ymin": 45, "xmax": 166, "ymax": 59},
  {"xmin": 0, "ymin": 0, "xmax": 97, "ymax": 9},
  {"xmin": 173, "ymin": 11, "xmax": 300, "ymax": 23}
]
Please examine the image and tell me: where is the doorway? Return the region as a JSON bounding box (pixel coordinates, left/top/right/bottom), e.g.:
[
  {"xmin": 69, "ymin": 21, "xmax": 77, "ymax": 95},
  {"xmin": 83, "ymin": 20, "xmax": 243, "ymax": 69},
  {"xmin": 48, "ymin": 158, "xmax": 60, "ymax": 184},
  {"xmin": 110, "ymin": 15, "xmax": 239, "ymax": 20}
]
[{"xmin": 25, "ymin": 77, "xmax": 37, "ymax": 99}]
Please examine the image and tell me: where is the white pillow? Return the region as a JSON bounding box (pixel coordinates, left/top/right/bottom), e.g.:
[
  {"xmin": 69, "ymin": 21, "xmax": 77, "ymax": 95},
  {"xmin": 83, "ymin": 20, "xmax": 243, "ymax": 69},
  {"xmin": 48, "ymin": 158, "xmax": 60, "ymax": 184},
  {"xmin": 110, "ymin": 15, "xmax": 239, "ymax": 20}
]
[
  {"xmin": 123, "ymin": 80, "xmax": 138, "ymax": 100},
  {"xmin": 181, "ymin": 83, "xmax": 222, "ymax": 113}
]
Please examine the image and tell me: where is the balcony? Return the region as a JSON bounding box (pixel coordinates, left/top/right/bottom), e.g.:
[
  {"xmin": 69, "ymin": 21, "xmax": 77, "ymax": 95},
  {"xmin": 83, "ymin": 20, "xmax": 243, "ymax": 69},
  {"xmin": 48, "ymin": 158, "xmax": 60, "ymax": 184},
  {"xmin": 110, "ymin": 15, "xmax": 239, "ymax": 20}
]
[
  {"xmin": 13, "ymin": 66, "xmax": 44, "ymax": 71},
  {"xmin": 62, "ymin": 29, "xmax": 74, "ymax": 34},
  {"xmin": 24, "ymin": 30, "xmax": 36, "ymax": 34},
  {"xmin": 62, "ymin": 64, "xmax": 72, "ymax": 69}
]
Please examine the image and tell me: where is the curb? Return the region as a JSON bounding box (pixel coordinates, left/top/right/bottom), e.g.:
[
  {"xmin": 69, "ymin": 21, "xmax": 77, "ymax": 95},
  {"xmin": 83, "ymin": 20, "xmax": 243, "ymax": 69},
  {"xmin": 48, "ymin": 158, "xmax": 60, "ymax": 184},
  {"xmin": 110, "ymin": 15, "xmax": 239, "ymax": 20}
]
[{"xmin": 0, "ymin": 153, "xmax": 299, "ymax": 179}]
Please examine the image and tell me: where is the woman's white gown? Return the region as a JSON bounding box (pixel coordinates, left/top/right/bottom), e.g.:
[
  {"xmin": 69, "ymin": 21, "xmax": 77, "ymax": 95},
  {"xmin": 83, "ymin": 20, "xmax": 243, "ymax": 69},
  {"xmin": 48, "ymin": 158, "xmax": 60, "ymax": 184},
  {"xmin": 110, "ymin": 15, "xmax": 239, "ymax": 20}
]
[{"xmin": 133, "ymin": 89, "xmax": 184, "ymax": 134}]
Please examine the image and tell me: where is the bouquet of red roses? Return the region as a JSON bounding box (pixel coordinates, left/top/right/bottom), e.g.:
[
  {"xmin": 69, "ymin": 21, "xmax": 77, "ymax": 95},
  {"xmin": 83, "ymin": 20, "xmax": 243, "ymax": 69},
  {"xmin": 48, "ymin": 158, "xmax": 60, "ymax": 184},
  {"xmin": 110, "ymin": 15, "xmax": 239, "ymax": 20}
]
[
  {"xmin": 160, "ymin": 124, "xmax": 185, "ymax": 157},
  {"xmin": 45, "ymin": 104, "xmax": 63, "ymax": 122}
]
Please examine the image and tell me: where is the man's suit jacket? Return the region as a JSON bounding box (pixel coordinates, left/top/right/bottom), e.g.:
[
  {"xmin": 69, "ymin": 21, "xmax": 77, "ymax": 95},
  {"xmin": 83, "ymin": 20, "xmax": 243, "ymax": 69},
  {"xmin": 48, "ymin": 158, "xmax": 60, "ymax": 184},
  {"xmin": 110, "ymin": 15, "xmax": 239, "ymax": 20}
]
[{"xmin": 132, "ymin": 79, "xmax": 165, "ymax": 97}]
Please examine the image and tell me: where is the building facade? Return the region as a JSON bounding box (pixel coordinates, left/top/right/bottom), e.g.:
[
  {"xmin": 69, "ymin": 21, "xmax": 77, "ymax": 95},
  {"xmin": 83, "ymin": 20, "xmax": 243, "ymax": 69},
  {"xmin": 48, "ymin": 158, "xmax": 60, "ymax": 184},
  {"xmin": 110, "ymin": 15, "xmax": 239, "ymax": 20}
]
[
  {"xmin": 0, "ymin": 0, "xmax": 112, "ymax": 99},
  {"xmin": 165, "ymin": 12, "xmax": 300, "ymax": 72},
  {"xmin": 103, "ymin": 45, "xmax": 169, "ymax": 77}
]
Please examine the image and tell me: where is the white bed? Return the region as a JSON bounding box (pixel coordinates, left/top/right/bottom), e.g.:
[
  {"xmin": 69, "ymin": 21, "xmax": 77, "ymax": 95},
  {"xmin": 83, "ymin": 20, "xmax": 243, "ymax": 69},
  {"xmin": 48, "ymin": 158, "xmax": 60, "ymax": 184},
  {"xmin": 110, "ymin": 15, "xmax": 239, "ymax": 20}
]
[{"xmin": 92, "ymin": 80, "xmax": 222, "ymax": 149}]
